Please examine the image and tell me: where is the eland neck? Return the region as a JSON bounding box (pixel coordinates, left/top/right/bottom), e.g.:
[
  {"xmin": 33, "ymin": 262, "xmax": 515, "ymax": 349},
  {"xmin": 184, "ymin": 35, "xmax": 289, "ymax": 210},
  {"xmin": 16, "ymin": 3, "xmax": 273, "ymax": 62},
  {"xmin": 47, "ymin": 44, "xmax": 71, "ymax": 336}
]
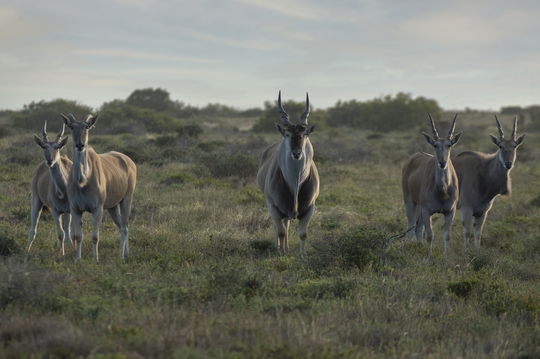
[
  {"xmin": 49, "ymin": 160, "xmax": 69, "ymax": 200},
  {"xmin": 434, "ymin": 160, "xmax": 452, "ymax": 194},
  {"xmin": 488, "ymin": 150, "xmax": 511, "ymax": 195},
  {"xmin": 72, "ymin": 147, "xmax": 91, "ymax": 187},
  {"xmin": 278, "ymin": 138, "xmax": 313, "ymax": 218}
]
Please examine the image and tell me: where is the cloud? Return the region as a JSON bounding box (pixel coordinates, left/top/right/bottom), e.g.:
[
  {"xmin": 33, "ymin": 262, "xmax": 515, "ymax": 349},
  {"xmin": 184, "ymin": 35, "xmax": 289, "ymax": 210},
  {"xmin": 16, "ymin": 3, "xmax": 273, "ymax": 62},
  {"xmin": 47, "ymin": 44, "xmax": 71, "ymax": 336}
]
[
  {"xmin": 73, "ymin": 48, "xmax": 217, "ymax": 64},
  {"xmin": 0, "ymin": 5, "xmax": 56, "ymax": 47},
  {"xmin": 235, "ymin": 0, "xmax": 325, "ymax": 21},
  {"xmin": 399, "ymin": 3, "xmax": 538, "ymax": 47}
]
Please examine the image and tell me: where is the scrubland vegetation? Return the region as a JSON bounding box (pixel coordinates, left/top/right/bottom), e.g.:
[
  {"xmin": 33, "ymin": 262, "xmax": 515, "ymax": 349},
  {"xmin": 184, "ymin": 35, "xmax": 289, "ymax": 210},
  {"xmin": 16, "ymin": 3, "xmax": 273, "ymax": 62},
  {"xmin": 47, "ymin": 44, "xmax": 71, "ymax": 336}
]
[{"xmin": 0, "ymin": 89, "xmax": 539, "ymax": 358}]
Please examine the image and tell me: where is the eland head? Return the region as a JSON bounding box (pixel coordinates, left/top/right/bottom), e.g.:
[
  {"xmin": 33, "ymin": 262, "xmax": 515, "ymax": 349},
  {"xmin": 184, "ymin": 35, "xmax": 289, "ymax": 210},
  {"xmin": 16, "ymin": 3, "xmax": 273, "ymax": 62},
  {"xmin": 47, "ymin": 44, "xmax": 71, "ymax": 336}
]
[
  {"xmin": 490, "ymin": 115, "xmax": 525, "ymax": 170},
  {"xmin": 274, "ymin": 91, "xmax": 314, "ymax": 161},
  {"xmin": 62, "ymin": 113, "xmax": 98, "ymax": 152},
  {"xmin": 422, "ymin": 113, "xmax": 462, "ymax": 170},
  {"xmin": 33, "ymin": 121, "xmax": 68, "ymax": 168}
]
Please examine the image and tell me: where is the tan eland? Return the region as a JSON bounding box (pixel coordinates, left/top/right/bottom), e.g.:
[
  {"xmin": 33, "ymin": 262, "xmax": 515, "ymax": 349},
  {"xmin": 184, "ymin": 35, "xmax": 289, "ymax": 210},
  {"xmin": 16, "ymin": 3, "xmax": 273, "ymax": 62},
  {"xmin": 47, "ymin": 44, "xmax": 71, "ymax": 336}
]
[
  {"xmin": 28, "ymin": 121, "xmax": 73, "ymax": 256},
  {"xmin": 453, "ymin": 115, "xmax": 525, "ymax": 247},
  {"xmin": 402, "ymin": 114, "xmax": 462, "ymax": 256},
  {"xmin": 62, "ymin": 113, "xmax": 137, "ymax": 261}
]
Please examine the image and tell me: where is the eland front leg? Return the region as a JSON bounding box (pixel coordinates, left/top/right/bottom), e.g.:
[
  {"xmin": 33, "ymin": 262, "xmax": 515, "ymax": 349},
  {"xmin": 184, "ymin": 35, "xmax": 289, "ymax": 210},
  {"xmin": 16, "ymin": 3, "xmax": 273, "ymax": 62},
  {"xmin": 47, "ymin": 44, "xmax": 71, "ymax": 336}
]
[
  {"xmin": 298, "ymin": 205, "xmax": 315, "ymax": 255},
  {"xmin": 442, "ymin": 210, "xmax": 456, "ymax": 258},
  {"xmin": 91, "ymin": 207, "xmax": 104, "ymax": 263}
]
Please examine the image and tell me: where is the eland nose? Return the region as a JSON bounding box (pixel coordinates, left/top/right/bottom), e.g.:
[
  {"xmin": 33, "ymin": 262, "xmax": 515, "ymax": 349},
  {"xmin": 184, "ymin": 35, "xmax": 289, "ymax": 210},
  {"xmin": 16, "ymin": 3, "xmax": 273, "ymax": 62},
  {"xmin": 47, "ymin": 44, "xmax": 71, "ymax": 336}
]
[
  {"xmin": 439, "ymin": 161, "xmax": 447, "ymax": 169},
  {"xmin": 76, "ymin": 144, "xmax": 84, "ymax": 151},
  {"xmin": 505, "ymin": 161, "xmax": 513, "ymax": 169},
  {"xmin": 291, "ymin": 150, "xmax": 302, "ymax": 160},
  {"xmin": 46, "ymin": 160, "xmax": 53, "ymax": 166}
]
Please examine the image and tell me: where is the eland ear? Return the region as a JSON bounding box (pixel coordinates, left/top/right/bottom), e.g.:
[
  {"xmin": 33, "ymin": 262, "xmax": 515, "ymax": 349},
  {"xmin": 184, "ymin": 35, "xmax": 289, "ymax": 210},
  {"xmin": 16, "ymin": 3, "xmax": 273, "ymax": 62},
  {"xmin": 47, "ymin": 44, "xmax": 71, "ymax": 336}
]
[
  {"xmin": 451, "ymin": 132, "xmax": 462, "ymax": 145},
  {"xmin": 306, "ymin": 124, "xmax": 315, "ymax": 134},
  {"xmin": 85, "ymin": 114, "xmax": 98, "ymax": 129},
  {"xmin": 61, "ymin": 113, "xmax": 73, "ymax": 128},
  {"xmin": 34, "ymin": 135, "xmax": 45, "ymax": 148},
  {"xmin": 516, "ymin": 134, "xmax": 525, "ymax": 146},
  {"xmin": 275, "ymin": 123, "xmax": 286, "ymax": 136},
  {"xmin": 56, "ymin": 136, "xmax": 68, "ymax": 149},
  {"xmin": 422, "ymin": 132, "xmax": 434, "ymax": 146},
  {"xmin": 489, "ymin": 134, "xmax": 500, "ymax": 146}
]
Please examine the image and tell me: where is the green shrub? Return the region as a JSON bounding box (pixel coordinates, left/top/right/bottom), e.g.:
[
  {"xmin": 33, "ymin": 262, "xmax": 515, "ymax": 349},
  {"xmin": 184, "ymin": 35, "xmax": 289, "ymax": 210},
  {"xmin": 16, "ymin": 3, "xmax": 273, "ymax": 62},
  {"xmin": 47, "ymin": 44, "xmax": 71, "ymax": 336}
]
[
  {"xmin": 10, "ymin": 99, "xmax": 92, "ymax": 130},
  {"xmin": 308, "ymin": 226, "xmax": 395, "ymax": 273},
  {"xmin": 295, "ymin": 277, "xmax": 355, "ymax": 299},
  {"xmin": 249, "ymin": 239, "xmax": 275, "ymax": 256},
  {"xmin": 200, "ymin": 150, "xmax": 258, "ymax": 179},
  {"xmin": 327, "ymin": 93, "xmax": 442, "ymax": 131},
  {"xmin": 447, "ymin": 278, "xmax": 480, "ymax": 298},
  {"xmin": 0, "ymin": 233, "xmax": 19, "ymax": 256},
  {"xmin": 176, "ymin": 124, "xmax": 203, "ymax": 138}
]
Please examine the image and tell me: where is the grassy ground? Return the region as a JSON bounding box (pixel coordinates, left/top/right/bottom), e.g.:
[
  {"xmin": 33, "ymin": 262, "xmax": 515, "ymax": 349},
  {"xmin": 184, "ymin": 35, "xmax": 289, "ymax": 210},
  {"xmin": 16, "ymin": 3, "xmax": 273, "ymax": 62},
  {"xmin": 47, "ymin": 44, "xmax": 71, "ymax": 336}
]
[{"xmin": 0, "ymin": 113, "xmax": 539, "ymax": 358}]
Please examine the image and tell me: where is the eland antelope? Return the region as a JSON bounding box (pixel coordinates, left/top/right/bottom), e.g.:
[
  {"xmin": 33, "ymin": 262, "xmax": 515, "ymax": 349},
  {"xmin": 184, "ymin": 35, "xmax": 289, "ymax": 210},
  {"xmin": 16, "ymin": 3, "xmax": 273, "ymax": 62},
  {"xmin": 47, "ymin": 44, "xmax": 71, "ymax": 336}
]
[
  {"xmin": 402, "ymin": 114, "xmax": 462, "ymax": 256},
  {"xmin": 28, "ymin": 121, "xmax": 73, "ymax": 256},
  {"xmin": 62, "ymin": 113, "xmax": 137, "ymax": 262},
  {"xmin": 453, "ymin": 115, "xmax": 525, "ymax": 247},
  {"xmin": 257, "ymin": 91, "xmax": 319, "ymax": 254}
]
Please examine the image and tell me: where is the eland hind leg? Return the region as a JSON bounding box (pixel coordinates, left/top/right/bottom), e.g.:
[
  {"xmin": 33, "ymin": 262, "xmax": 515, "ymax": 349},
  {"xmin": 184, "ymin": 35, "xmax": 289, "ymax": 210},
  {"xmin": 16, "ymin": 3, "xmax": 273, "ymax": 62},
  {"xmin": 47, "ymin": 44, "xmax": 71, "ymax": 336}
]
[
  {"xmin": 118, "ymin": 194, "xmax": 134, "ymax": 259},
  {"xmin": 414, "ymin": 206, "xmax": 424, "ymax": 242},
  {"xmin": 473, "ymin": 211, "xmax": 489, "ymax": 248},
  {"xmin": 461, "ymin": 207, "xmax": 473, "ymax": 247}
]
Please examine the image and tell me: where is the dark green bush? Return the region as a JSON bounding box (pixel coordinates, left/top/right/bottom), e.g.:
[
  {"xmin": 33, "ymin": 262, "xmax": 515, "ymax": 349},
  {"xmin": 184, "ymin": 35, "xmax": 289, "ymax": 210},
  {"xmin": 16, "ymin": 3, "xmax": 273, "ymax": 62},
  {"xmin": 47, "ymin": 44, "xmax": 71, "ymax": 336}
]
[
  {"xmin": 0, "ymin": 233, "xmax": 19, "ymax": 256},
  {"xmin": 307, "ymin": 226, "xmax": 396, "ymax": 273},
  {"xmin": 447, "ymin": 278, "xmax": 479, "ymax": 298},
  {"xmin": 327, "ymin": 93, "xmax": 442, "ymax": 131},
  {"xmin": 10, "ymin": 99, "xmax": 92, "ymax": 131},
  {"xmin": 249, "ymin": 239, "xmax": 275, "ymax": 255},
  {"xmin": 295, "ymin": 277, "xmax": 355, "ymax": 299},
  {"xmin": 200, "ymin": 150, "xmax": 258, "ymax": 179}
]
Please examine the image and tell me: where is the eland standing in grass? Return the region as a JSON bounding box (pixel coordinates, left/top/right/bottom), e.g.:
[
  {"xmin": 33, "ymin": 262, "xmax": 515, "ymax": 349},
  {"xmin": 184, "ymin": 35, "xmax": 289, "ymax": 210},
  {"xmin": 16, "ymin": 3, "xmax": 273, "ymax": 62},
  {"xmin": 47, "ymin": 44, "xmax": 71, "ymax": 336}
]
[
  {"xmin": 257, "ymin": 91, "xmax": 319, "ymax": 254},
  {"xmin": 453, "ymin": 116, "xmax": 525, "ymax": 247},
  {"xmin": 28, "ymin": 121, "xmax": 73, "ymax": 256},
  {"xmin": 62, "ymin": 113, "xmax": 137, "ymax": 262},
  {"xmin": 402, "ymin": 114, "xmax": 462, "ymax": 256}
]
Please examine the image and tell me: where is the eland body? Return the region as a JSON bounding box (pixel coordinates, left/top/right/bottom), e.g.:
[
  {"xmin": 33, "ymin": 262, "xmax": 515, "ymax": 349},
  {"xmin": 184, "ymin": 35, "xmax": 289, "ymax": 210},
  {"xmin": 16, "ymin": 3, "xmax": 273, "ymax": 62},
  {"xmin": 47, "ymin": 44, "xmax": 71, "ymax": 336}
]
[
  {"xmin": 402, "ymin": 115, "xmax": 462, "ymax": 256},
  {"xmin": 257, "ymin": 91, "xmax": 319, "ymax": 254},
  {"xmin": 63, "ymin": 113, "xmax": 137, "ymax": 261},
  {"xmin": 28, "ymin": 122, "xmax": 73, "ymax": 255},
  {"xmin": 453, "ymin": 116, "xmax": 525, "ymax": 247}
]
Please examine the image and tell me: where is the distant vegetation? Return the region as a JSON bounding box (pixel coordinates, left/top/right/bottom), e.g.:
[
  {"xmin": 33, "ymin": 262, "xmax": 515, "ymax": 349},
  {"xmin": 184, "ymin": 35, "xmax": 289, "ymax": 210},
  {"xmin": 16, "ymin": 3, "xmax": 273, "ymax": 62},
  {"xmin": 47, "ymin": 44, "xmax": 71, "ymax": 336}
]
[
  {"xmin": 501, "ymin": 105, "xmax": 540, "ymax": 131},
  {"xmin": 6, "ymin": 88, "xmax": 447, "ymax": 136}
]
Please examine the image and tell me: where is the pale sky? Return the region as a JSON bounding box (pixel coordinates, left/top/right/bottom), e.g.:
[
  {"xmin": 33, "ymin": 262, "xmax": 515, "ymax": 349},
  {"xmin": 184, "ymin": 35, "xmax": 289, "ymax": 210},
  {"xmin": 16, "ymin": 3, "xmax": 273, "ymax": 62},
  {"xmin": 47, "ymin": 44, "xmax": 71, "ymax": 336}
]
[{"xmin": 1, "ymin": 0, "xmax": 539, "ymax": 111}]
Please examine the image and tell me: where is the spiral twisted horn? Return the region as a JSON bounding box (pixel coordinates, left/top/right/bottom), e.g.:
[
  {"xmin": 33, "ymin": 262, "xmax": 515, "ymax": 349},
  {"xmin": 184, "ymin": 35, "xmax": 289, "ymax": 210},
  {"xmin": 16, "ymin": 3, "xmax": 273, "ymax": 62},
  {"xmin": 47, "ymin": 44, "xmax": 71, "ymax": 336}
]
[
  {"xmin": 277, "ymin": 90, "xmax": 291, "ymax": 125},
  {"xmin": 494, "ymin": 115, "xmax": 504, "ymax": 139},
  {"xmin": 41, "ymin": 121, "xmax": 49, "ymax": 141},
  {"xmin": 427, "ymin": 113, "xmax": 439, "ymax": 139},
  {"xmin": 300, "ymin": 92, "xmax": 310, "ymax": 125},
  {"xmin": 511, "ymin": 116, "xmax": 518, "ymax": 140}
]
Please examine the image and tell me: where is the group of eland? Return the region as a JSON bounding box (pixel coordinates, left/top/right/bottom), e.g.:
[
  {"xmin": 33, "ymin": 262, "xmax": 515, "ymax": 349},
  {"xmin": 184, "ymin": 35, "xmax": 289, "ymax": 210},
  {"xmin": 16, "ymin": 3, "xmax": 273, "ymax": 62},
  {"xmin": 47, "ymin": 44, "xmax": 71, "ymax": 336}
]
[
  {"xmin": 28, "ymin": 91, "xmax": 525, "ymax": 261},
  {"xmin": 29, "ymin": 114, "xmax": 137, "ymax": 262},
  {"xmin": 402, "ymin": 114, "xmax": 525, "ymax": 257}
]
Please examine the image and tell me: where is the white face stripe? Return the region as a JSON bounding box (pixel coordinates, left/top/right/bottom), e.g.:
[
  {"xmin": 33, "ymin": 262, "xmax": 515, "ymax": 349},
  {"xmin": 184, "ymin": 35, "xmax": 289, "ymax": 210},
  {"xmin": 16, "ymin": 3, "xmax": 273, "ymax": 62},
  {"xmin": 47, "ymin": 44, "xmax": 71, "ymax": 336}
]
[{"xmin": 497, "ymin": 149, "xmax": 506, "ymax": 166}]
